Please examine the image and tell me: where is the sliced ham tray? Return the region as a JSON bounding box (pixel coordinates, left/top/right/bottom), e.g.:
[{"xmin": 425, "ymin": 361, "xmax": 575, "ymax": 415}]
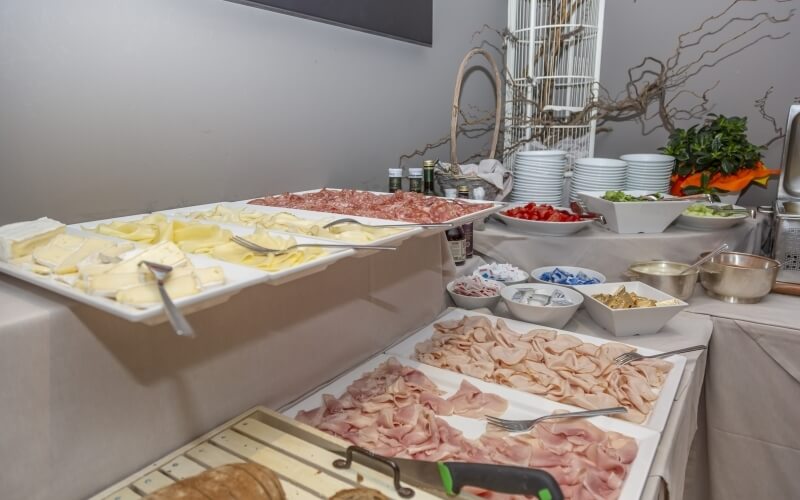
[
  {"xmin": 283, "ymin": 353, "xmax": 660, "ymax": 500},
  {"xmin": 386, "ymin": 308, "xmax": 687, "ymax": 433}
]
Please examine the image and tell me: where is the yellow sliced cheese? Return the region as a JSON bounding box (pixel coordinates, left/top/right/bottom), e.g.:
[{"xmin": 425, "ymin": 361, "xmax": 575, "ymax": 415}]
[
  {"xmin": 115, "ymin": 274, "xmax": 201, "ymax": 306},
  {"xmin": 10, "ymin": 255, "xmax": 52, "ymax": 275},
  {"xmin": 53, "ymin": 239, "xmax": 117, "ymax": 275},
  {"xmin": 171, "ymin": 220, "xmax": 232, "ymax": 254},
  {"xmin": 107, "ymin": 241, "xmax": 190, "ymax": 275},
  {"xmin": 94, "ymin": 214, "xmax": 172, "ymax": 243},
  {"xmin": 211, "ymin": 232, "xmax": 325, "ymax": 272}
]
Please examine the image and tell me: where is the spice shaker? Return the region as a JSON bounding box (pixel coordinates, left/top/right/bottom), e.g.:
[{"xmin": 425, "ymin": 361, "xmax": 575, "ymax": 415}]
[{"xmin": 388, "ymin": 168, "xmax": 403, "ymax": 193}]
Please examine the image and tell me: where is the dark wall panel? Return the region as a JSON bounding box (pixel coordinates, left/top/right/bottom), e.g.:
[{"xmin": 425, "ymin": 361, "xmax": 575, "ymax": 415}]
[{"xmin": 230, "ymin": 0, "xmax": 433, "ymax": 46}]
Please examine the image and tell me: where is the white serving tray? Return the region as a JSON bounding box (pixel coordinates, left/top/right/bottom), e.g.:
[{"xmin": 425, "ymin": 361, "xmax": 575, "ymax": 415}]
[
  {"xmin": 239, "ymin": 188, "xmax": 506, "ymax": 232},
  {"xmin": 160, "ymin": 201, "xmax": 424, "ymax": 254},
  {"xmin": 675, "ymin": 203, "xmax": 749, "ymax": 231},
  {"xmin": 0, "ymin": 226, "xmax": 264, "ymax": 324},
  {"xmin": 386, "ymin": 308, "xmax": 686, "ymax": 432},
  {"xmin": 89, "ymin": 406, "xmax": 443, "ymax": 500},
  {"xmin": 283, "ymin": 353, "xmax": 661, "ymax": 500},
  {"xmin": 76, "ymin": 215, "xmax": 356, "ymax": 287}
]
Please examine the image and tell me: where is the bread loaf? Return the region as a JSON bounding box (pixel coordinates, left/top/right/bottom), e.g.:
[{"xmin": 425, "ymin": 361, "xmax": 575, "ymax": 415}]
[
  {"xmin": 144, "ymin": 463, "xmax": 285, "ymax": 500},
  {"xmin": 329, "ymin": 488, "xmax": 390, "ymax": 500}
]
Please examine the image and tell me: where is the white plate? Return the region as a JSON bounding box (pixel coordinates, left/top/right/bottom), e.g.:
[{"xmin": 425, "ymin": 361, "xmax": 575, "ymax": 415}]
[
  {"xmin": 495, "ymin": 205, "xmax": 592, "ymax": 236},
  {"xmin": 386, "ymin": 308, "xmax": 686, "ymax": 433},
  {"xmin": 284, "ymin": 351, "xmax": 660, "ymax": 500},
  {"xmin": 578, "ymin": 190, "xmax": 693, "ymax": 234},
  {"xmin": 675, "ymin": 204, "xmax": 749, "ymax": 230}
]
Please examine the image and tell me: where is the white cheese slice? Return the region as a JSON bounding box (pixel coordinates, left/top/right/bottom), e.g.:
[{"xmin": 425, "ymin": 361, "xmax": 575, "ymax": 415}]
[{"xmin": 0, "ymin": 217, "xmax": 65, "ymax": 261}]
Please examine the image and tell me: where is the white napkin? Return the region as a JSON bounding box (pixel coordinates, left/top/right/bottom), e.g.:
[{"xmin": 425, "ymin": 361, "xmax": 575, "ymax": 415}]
[{"xmin": 438, "ymin": 159, "xmax": 513, "ymax": 200}]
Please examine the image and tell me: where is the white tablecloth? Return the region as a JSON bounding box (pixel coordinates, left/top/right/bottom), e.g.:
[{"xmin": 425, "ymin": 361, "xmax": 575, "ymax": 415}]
[
  {"xmin": 0, "ymin": 236, "xmax": 447, "ymax": 500},
  {"xmin": 683, "ymin": 291, "xmax": 800, "ymax": 500},
  {"xmin": 475, "ymin": 216, "xmax": 765, "ymax": 281}
]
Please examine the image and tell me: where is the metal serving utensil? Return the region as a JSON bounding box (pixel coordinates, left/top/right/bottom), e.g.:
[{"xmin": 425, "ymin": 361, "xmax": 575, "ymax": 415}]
[
  {"xmin": 680, "ymin": 243, "xmax": 729, "ymax": 275},
  {"xmin": 486, "ymin": 407, "xmax": 628, "ymax": 432},
  {"xmin": 230, "ymin": 235, "xmax": 397, "ymax": 255},
  {"xmin": 613, "ymin": 345, "xmax": 707, "ymax": 366},
  {"xmin": 569, "ymin": 201, "xmax": 606, "ymax": 224},
  {"xmin": 322, "ymin": 218, "xmax": 453, "ymax": 230},
  {"xmin": 140, "ymin": 261, "xmax": 196, "ymax": 338}
]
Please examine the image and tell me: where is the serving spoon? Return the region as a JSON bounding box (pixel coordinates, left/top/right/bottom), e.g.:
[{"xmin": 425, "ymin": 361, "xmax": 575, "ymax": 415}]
[{"xmin": 680, "ymin": 243, "xmax": 729, "ymax": 275}]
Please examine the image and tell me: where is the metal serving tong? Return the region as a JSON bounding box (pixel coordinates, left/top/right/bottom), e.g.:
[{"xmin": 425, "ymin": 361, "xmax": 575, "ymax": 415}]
[
  {"xmin": 140, "ymin": 261, "xmax": 195, "ymax": 338},
  {"xmin": 230, "ymin": 235, "xmax": 397, "ymax": 254},
  {"xmin": 486, "ymin": 407, "xmax": 628, "ymax": 433},
  {"xmin": 613, "ymin": 345, "xmax": 707, "ymax": 366},
  {"xmin": 322, "ymin": 217, "xmax": 453, "ymax": 230}
]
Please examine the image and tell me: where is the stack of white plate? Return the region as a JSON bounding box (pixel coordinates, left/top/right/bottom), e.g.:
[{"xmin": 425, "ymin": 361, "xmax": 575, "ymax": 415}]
[
  {"xmin": 510, "ymin": 150, "xmax": 567, "ymax": 205},
  {"xmin": 622, "ymin": 154, "xmax": 675, "ymax": 193},
  {"xmin": 569, "ymin": 158, "xmax": 628, "ymax": 201}
]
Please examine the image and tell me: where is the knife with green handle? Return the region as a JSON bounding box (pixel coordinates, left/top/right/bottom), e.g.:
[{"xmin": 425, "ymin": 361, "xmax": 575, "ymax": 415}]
[
  {"xmin": 333, "ymin": 445, "xmax": 563, "ymax": 500},
  {"xmin": 395, "ymin": 458, "xmax": 564, "ymax": 499}
]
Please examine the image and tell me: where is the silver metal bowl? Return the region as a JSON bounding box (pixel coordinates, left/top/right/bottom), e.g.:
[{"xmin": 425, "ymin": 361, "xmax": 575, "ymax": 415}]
[
  {"xmin": 625, "ymin": 261, "xmax": 698, "ymax": 301},
  {"xmin": 699, "ymin": 251, "xmax": 781, "ymax": 303}
]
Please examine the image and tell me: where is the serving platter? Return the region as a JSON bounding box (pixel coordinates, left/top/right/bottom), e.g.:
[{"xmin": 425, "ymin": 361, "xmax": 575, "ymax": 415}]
[
  {"xmin": 242, "ymin": 188, "xmax": 506, "ymax": 230},
  {"xmin": 675, "ymin": 204, "xmax": 749, "ymax": 231},
  {"xmin": 0, "ymin": 225, "xmax": 266, "ymax": 324},
  {"xmin": 284, "ymin": 353, "xmax": 661, "ymax": 500},
  {"xmin": 386, "ymin": 308, "xmax": 686, "ymax": 432},
  {"xmin": 161, "ymin": 201, "xmax": 424, "ymax": 253}
]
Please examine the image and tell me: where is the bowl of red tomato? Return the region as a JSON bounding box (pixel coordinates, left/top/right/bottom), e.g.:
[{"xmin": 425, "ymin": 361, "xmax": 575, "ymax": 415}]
[{"xmin": 495, "ymin": 202, "xmax": 594, "ymax": 236}]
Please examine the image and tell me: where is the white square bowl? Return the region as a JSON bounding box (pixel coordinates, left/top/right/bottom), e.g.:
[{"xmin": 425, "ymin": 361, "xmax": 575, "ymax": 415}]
[
  {"xmin": 577, "ymin": 190, "xmax": 693, "ymax": 233},
  {"xmin": 577, "ymin": 281, "xmax": 688, "ymax": 336}
]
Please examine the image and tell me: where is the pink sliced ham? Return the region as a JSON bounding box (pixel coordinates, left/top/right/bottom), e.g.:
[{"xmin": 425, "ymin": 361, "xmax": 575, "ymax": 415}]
[
  {"xmin": 414, "ymin": 316, "xmax": 672, "ymax": 423},
  {"xmin": 295, "ymin": 357, "xmax": 638, "ymax": 500}
]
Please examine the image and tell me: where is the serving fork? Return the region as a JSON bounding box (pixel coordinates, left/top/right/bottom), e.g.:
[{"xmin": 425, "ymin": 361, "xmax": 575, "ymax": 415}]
[
  {"xmin": 613, "ymin": 345, "xmax": 707, "ymax": 366},
  {"xmin": 140, "ymin": 261, "xmax": 196, "ymax": 338},
  {"xmin": 486, "ymin": 407, "xmax": 628, "ymax": 432},
  {"xmin": 322, "ymin": 218, "xmax": 453, "ymax": 229},
  {"xmin": 230, "ymin": 235, "xmax": 397, "ymax": 255}
]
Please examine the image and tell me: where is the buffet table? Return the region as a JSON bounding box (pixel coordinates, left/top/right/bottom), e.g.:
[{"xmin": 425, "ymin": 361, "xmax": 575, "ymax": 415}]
[
  {"xmin": 0, "ymin": 236, "xmax": 447, "ymax": 500},
  {"xmin": 683, "ymin": 291, "xmax": 800, "ymax": 500},
  {"xmin": 475, "ymin": 216, "xmax": 766, "ymax": 280}
]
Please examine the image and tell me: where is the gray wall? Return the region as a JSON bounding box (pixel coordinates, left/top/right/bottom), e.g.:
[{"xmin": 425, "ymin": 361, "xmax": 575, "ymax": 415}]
[
  {"xmin": 595, "ymin": 0, "xmax": 799, "ymax": 205},
  {"xmin": 0, "ymin": 0, "xmax": 506, "ymax": 224}
]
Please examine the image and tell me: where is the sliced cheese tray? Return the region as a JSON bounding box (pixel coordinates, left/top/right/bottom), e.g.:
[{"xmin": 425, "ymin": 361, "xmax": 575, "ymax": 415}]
[
  {"xmin": 283, "ymin": 353, "xmax": 660, "ymax": 500},
  {"xmin": 160, "ymin": 201, "xmax": 425, "ymax": 254},
  {"xmin": 89, "ymin": 406, "xmax": 445, "ymax": 500}
]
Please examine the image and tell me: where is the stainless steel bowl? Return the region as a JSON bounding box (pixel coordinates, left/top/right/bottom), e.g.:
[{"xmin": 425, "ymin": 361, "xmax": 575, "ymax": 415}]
[
  {"xmin": 699, "ymin": 251, "xmax": 781, "ymax": 303},
  {"xmin": 625, "ymin": 261, "xmax": 698, "ymax": 301}
]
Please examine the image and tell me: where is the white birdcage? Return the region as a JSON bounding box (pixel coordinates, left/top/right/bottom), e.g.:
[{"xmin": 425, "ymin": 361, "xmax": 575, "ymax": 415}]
[{"xmin": 505, "ymin": 0, "xmax": 606, "ymax": 169}]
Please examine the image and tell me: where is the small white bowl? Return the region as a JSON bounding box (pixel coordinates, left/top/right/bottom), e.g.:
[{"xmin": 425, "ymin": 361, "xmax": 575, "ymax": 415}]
[
  {"xmin": 531, "ymin": 266, "xmax": 606, "ymax": 287},
  {"xmin": 576, "ymin": 281, "xmax": 688, "ymax": 337},
  {"xmin": 473, "ymin": 267, "xmax": 530, "ymax": 286},
  {"xmin": 447, "ymin": 279, "xmax": 505, "ymax": 310},
  {"xmin": 500, "ymin": 283, "xmax": 583, "ymax": 329}
]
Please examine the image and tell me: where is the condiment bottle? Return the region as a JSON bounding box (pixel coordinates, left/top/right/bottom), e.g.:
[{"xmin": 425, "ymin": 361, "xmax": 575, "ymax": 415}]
[
  {"xmin": 445, "ymin": 224, "xmax": 466, "ymax": 267},
  {"xmin": 472, "ymin": 186, "xmax": 486, "ymax": 231},
  {"xmin": 457, "ymin": 185, "xmax": 474, "ymax": 259},
  {"xmin": 388, "ymin": 168, "xmax": 403, "ymax": 193},
  {"xmin": 408, "ymin": 167, "xmax": 424, "ymax": 193},
  {"xmin": 423, "ymin": 160, "xmax": 436, "ymax": 195}
]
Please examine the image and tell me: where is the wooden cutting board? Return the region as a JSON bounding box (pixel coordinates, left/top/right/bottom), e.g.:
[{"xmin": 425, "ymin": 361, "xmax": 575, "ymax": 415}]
[{"xmin": 89, "ymin": 406, "xmax": 449, "ymax": 500}]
